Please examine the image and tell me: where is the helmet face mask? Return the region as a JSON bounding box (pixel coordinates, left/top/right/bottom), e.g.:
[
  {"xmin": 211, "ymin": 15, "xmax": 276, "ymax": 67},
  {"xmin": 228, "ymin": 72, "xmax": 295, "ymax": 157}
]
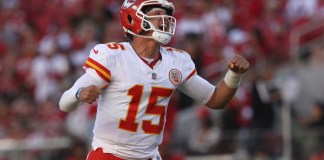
[
  {"xmin": 139, "ymin": 10, "xmax": 176, "ymax": 35},
  {"xmin": 121, "ymin": 0, "xmax": 176, "ymax": 44}
]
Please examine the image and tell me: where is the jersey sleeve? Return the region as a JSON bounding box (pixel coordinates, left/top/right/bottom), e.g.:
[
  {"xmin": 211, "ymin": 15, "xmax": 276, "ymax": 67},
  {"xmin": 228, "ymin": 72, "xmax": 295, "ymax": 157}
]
[
  {"xmin": 83, "ymin": 44, "xmax": 112, "ymax": 83},
  {"xmin": 178, "ymin": 74, "xmax": 215, "ymax": 105},
  {"xmin": 164, "ymin": 47, "xmax": 197, "ymax": 85},
  {"xmin": 180, "ymin": 51, "xmax": 197, "ymax": 84}
]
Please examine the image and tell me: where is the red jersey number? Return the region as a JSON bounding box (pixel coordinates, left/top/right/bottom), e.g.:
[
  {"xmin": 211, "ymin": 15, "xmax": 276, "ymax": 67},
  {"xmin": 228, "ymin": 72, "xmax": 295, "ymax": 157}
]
[{"xmin": 118, "ymin": 85, "xmax": 173, "ymax": 135}]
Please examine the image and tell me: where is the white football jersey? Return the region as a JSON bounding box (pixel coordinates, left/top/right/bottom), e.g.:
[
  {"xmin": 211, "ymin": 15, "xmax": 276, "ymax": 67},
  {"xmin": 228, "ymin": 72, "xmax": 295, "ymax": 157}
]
[{"xmin": 83, "ymin": 42, "xmax": 196, "ymax": 159}]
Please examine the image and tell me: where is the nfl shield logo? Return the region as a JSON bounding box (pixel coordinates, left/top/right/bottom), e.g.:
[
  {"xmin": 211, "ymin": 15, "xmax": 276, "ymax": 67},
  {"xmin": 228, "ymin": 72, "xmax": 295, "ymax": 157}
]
[
  {"xmin": 169, "ymin": 69, "xmax": 182, "ymax": 86},
  {"xmin": 152, "ymin": 73, "xmax": 157, "ymax": 80}
]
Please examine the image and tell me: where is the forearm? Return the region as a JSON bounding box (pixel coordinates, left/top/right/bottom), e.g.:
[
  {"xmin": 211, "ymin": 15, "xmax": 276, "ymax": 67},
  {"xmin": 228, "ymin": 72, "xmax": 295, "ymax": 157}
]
[
  {"xmin": 59, "ymin": 88, "xmax": 80, "ymax": 112},
  {"xmin": 205, "ymin": 69, "xmax": 242, "ymax": 109},
  {"xmin": 59, "ymin": 72, "xmax": 105, "ymax": 112},
  {"xmin": 181, "ymin": 54, "xmax": 248, "ymax": 109},
  {"xmin": 205, "ymin": 80, "xmax": 237, "ymax": 109}
]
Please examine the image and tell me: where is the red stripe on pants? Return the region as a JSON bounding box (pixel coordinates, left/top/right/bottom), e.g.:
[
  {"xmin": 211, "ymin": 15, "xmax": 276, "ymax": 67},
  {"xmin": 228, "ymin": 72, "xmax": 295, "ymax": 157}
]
[
  {"xmin": 86, "ymin": 148, "xmax": 153, "ymax": 160},
  {"xmin": 87, "ymin": 148, "xmax": 125, "ymax": 160}
]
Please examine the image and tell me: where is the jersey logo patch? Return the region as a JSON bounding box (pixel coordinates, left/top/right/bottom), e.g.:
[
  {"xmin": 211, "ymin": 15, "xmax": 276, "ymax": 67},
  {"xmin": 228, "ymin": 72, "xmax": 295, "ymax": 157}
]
[{"xmin": 169, "ymin": 69, "xmax": 182, "ymax": 86}]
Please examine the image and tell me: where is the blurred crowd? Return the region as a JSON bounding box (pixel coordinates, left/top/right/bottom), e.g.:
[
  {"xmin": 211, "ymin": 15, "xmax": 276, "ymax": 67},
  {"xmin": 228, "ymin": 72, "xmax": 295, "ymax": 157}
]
[{"xmin": 0, "ymin": 0, "xmax": 324, "ymax": 159}]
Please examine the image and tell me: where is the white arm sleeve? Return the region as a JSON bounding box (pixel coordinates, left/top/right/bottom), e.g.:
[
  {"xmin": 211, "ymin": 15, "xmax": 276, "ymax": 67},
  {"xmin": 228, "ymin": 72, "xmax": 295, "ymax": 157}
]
[
  {"xmin": 177, "ymin": 75, "xmax": 216, "ymax": 105},
  {"xmin": 59, "ymin": 71, "xmax": 106, "ymax": 112}
]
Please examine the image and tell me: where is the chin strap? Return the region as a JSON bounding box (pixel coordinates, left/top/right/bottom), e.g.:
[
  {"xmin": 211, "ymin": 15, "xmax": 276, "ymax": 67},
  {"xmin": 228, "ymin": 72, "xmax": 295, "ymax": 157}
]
[
  {"xmin": 152, "ymin": 31, "xmax": 172, "ymax": 44},
  {"xmin": 125, "ymin": 28, "xmax": 172, "ymax": 44}
]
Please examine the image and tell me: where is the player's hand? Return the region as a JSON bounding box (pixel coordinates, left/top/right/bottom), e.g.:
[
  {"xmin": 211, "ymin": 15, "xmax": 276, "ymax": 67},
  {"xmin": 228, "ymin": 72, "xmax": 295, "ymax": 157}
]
[
  {"xmin": 227, "ymin": 55, "xmax": 249, "ymax": 74},
  {"xmin": 79, "ymin": 83, "xmax": 108, "ymax": 104}
]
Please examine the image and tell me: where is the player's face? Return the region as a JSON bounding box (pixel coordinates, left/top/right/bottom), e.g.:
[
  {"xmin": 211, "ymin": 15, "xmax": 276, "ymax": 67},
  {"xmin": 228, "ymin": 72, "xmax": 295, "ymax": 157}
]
[{"xmin": 146, "ymin": 9, "xmax": 170, "ymax": 33}]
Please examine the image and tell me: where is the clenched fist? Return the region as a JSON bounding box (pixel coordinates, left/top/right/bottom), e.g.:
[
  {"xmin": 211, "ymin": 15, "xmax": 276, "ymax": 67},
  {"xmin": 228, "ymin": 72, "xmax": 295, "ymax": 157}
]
[
  {"xmin": 78, "ymin": 83, "xmax": 108, "ymax": 104},
  {"xmin": 227, "ymin": 55, "xmax": 249, "ymax": 74}
]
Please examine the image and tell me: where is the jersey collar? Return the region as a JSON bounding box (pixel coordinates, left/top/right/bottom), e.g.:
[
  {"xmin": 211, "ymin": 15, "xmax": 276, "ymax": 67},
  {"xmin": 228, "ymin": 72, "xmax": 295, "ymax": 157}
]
[{"xmin": 139, "ymin": 53, "xmax": 162, "ymax": 69}]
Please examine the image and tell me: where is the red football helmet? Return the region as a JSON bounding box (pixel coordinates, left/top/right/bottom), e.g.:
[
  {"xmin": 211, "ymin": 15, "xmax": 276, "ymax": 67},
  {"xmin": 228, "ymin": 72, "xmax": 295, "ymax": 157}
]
[{"xmin": 120, "ymin": 0, "xmax": 176, "ymax": 44}]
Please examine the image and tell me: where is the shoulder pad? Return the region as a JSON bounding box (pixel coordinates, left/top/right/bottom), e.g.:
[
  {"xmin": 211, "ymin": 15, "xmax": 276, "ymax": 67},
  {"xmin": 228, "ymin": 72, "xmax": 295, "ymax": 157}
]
[
  {"xmin": 91, "ymin": 43, "xmax": 127, "ymax": 55},
  {"xmin": 164, "ymin": 47, "xmax": 187, "ymax": 54},
  {"xmin": 105, "ymin": 42, "xmax": 126, "ymax": 51}
]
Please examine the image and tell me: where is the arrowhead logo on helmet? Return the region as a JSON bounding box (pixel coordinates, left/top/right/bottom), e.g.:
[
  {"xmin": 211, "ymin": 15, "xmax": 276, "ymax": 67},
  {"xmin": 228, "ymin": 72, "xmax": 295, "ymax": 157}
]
[{"xmin": 123, "ymin": 0, "xmax": 138, "ymax": 8}]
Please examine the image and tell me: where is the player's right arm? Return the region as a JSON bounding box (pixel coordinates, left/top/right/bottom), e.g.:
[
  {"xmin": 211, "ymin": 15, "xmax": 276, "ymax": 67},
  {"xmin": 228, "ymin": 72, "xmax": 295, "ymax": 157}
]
[
  {"xmin": 59, "ymin": 44, "xmax": 113, "ymax": 112},
  {"xmin": 59, "ymin": 73, "xmax": 107, "ymax": 112}
]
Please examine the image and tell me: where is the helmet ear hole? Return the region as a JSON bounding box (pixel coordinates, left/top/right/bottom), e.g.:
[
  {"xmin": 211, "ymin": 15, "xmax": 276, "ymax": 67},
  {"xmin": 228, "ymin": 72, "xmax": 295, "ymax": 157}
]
[{"xmin": 128, "ymin": 15, "xmax": 133, "ymax": 24}]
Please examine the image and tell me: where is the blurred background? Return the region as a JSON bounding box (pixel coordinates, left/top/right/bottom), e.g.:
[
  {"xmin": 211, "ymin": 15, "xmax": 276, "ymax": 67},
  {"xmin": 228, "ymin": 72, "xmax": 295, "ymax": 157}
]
[{"xmin": 0, "ymin": 0, "xmax": 323, "ymax": 159}]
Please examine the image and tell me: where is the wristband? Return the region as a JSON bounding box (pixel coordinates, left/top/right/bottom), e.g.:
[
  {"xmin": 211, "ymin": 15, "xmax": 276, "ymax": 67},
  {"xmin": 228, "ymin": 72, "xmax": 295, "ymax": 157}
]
[
  {"xmin": 224, "ymin": 70, "xmax": 242, "ymax": 88},
  {"xmin": 75, "ymin": 87, "xmax": 84, "ymax": 100}
]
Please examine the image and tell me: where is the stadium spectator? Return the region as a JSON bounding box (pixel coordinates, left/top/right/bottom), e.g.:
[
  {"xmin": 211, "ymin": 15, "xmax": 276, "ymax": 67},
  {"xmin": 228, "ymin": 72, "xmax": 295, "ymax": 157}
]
[{"xmin": 188, "ymin": 107, "xmax": 221, "ymax": 155}]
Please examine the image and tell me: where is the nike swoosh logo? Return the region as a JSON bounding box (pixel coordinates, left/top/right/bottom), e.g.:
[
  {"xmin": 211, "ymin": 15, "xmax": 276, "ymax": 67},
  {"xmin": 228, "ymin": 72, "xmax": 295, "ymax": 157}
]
[{"xmin": 93, "ymin": 48, "xmax": 98, "ymax": 54}]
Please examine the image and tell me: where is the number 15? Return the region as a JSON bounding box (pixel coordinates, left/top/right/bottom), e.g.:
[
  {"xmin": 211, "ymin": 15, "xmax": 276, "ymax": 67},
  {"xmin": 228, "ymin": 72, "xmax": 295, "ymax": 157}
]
[{"xmin": 118, "ymin": 85, "xmax": 173, "ymax": 135}]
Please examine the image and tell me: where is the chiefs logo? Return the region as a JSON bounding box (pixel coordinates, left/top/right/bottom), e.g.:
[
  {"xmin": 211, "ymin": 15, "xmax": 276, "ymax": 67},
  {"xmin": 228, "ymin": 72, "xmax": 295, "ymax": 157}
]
[
  {"xmin": 169, "ymin": 69, "xmax": 182, "ymax": 86},
  {"xmin": 123, "ymin": 0, "xmax": 138, "ymax": 8}
]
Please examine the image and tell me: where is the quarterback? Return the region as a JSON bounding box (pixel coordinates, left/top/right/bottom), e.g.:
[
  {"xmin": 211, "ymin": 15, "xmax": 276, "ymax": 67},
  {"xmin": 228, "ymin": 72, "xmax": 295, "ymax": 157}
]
[{"xmin": 59, "ymin": 0, "xmax": 249, "ymax": 159}]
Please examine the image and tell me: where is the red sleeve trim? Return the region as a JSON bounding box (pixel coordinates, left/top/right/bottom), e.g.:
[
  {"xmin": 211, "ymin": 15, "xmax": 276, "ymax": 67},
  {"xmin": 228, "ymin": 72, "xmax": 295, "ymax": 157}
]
[
  {"xmin": 84, "ymin": 58, "xmax": 111, "ymax": 82},
  {"xmin": 187, "ymin": 69, "xmax": 197, "ymax": 81}
]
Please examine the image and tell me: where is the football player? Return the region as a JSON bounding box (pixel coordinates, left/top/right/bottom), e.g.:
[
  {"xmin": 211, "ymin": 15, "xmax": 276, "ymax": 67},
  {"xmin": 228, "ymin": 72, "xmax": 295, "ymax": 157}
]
[{"xmin": 59, "ymin": 0, "xmax": 249, "ymax": 159}]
